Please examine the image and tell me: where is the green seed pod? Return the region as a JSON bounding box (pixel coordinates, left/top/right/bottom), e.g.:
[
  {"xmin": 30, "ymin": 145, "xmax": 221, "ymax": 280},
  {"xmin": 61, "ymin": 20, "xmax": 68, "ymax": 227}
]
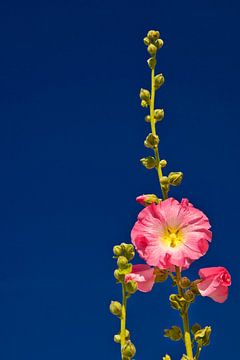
[{"xmin": 184, "ymin": 289, "xmax": 195, "ymax": 303}]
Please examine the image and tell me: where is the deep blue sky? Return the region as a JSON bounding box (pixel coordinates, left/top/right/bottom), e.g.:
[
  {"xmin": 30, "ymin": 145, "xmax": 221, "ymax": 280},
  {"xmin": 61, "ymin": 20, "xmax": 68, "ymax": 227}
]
[{"xmin": 0, "ymin": 0, "xmax": 239, "ymax": 359}]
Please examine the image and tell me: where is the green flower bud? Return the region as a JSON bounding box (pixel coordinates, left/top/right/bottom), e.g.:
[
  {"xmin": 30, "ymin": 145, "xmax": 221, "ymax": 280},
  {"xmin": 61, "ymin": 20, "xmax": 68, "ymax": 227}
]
[
  {"xmin": 155, "ymin": 38, "xmax": 164, "ymax": 49},
  {"xmin": 154, "ymin": 109, "xmax": 164, "ymax": 121},
  {"xmin": 109, "ymin": 301, "xmax": 122, "ymax": 317},
  {"xmin": 154, "ymin": 73, "xmax": 165, "ymax": 89},
  {"xmin": 126, "ymin": 280, "xmax": 138, "ymax": 294},
  {"xmin": 147, "ymin": 57, "xmax": 157, "ymax": 69},
  {"xmin": 163, "ymin": 355, "xmax": 171, "ymax": 360},
  {"xmin": 141, "ymin": 100, "xmax": 148, "ymax": 108},
  {"xmin": 144, "ymin": 115, "xmax": 151, "ymax": 122},
  {"xmin": 179, "ymin": 277, "xmax": 191, "ymax": 289},
  {"xmin": 143, "ymin": 37, "xmax": 150, "ymax": 46},
  {"xmin": 168, "ymin": 172, "xmax": 183, "ymax": 186},
  {"xmin": 144, "ymin": 133, "xmax": 159, "ymax": 149},
  {"xmin": 114, "ymin": 334, "xmax": 121, "ymax": 343},
  {"xmin": 160, "ymin": 176, "xmax": 170, "ymax": 185},
  {"xmin": 194, "ymin": 326, "xmax": 211, "ymax": 346},
  {"xmin": 122, "ymin": 341, "xmax": 136, "ymax": 358},
  {"xmin": 191, "ymin": 323, "xmax": 201, "ymax": 335},
  {"xmin": 139, "ymin": 88, "xmax": 151, "ymax": 102},
  {"xmin": 124, "ymin": 244, "xmax": 134, "ymax": 260},
  {"xmin": 160, "ymin": 159, "xmax": 167, "ymax": 168},
  {"xmin": 140, "ymin": 156, "xmax": 156, "ymax": 169},
  {"xmin": 117, "ymin": 256, "xmax": 129, "ymax": 269},
  {"xmin": 147, "ymin": 30, "xmax": 160, "ymax": 41},
  {"xmin": 113, "ymin": 245, "xmax": 122, "ymax": 257},
  {"xmin": 154, "ymin": 268, "xmax": 168, "ymax": 282},
  {"xmin": 184, "ymin": 290, "xmax": 195, "ymax": 303},
  {"xmin": 114, "ymin": 269, "xmax": 125, "ymax": 282},
  {"xmin": 117, "ymin": 263, "xmax": 132, "ymax": 275},
  {"xmin": 147, "ymin": 44, "xmax": 157, "ymax": 56},
  {"xmin": 164, "ymin": 325, "xmax": 183, "ymax": 341},
  {"xmin": 114, "ymin": 330, "xmax": 130, "ymax": 343}
]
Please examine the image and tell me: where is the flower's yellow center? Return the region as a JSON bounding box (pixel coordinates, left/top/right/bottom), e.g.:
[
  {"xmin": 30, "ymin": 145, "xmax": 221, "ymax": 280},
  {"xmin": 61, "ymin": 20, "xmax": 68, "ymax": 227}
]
[{"xmin": 162, "ymin": 227, "xmax": 183, "ymax": 248}]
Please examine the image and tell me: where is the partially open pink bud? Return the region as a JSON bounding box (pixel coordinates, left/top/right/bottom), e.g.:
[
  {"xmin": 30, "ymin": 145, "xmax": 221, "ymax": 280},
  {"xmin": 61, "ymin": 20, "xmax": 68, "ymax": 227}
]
[
  {"xmin": 125, "ymin": 264, "xmax": 156, "ymax": 292},
  {"xmin": 197, "ymin": 267, "xmax": 231, "ymax": 303},
  {"xmin": 136, "ymin": 194, "xmax": 160, "ymax": 206}
]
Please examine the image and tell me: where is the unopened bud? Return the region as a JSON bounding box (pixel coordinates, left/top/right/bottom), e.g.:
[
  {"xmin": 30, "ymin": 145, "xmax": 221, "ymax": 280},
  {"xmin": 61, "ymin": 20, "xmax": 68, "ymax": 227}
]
[
  {"xmin": 168, "ymin": 172, "xmax": 183, "ymax": 186},
  {"xmin": 143, "ymin": 36, "xmax": 150, "ymax": 46},
  {"xmin": 160, "ymin": 176, "xmax": 169, "ymax": 185},
  {"xmin": 164, "ymin": 325, "xmax": 182, "ymax": 341},
  {"xmin": 139, "ymin": 88, "xmax": 150, "ymax": 102},
  {"xmin": 160, "ymin": 159, "xmax": 167, "ymax": 168},
  {"xmin": 140, "ymin": 156, "xmax": 156, "ymax": 169},
  {"xmin": 147, "ymin": 30, "xmax": 160, "ymax": 41},
  {"xmin": 125, "ymin": 244, "xmax": 135, "ymax": 261},
  {"xmin": 190, "ymin": 280, "xmax": 201, "ymax": 295},
  {"xmin": 114, "ymin": 269, "xmax": 125, "ymax": 282},
  {"xmin": 154, "ymin": 268, "xmax": 168, "ymax": 282},
  {"xmin": 141, "ymin": 100, "xmax": 148, "ymax": 108},
  {"xmin": 109, "ymin": 301, "xmax": 122, "ymax": 317},
  {"xmin": 117, "ymin": 256, "xmax": 129, "ymax": 269},
  {"xmin": 191, "ymin": 323, "xmax": 201, "ymax": 335},
  {"xmin": 154, "ymin": 109, "xmax": 164, "ymax": 121},
  {"xmin": 147, "ymin": 57, "xmax": 157, "ymax": 69},
  {"xmin": 144, "ymin": 133, "xmax": 159, "ymax": 149},
  {"xmin": 184, "ymin": 290, "xmax": 195, "ymax": 303},
  {"xmin": 122, "ymin": 341, "xmax": 136, "ymax": 358},
  {"xmin": 154, "ymin": 74, "xmax": 165, "ymax": 89},
  {"xmin": 113, "ymin": 245, "xmax": 122, "ymax": 257},
  {"xmin": 180, "ymin": 277, "xmax": 191, "ymax": 289},
  {"xmin": 144, "ymin": 115, "xmax": 151, "ymax": 122},
  {"xmin": 163, "ymin": 355, "xmax": 171, "ymax": 360},
  {"xmin": 126, "ymin": 280, "xmax": 138, "ymax": 294},
  {"xmin": 114, "ymin": 334, "xmax": 121, "ymax": 343},
  {"xmin": 147, "ymin": 44, "xmax": 157, "ymax": 56},
  {"xmin": 155, "ymin": 38, "xmax": 164, "ymax": 49}
]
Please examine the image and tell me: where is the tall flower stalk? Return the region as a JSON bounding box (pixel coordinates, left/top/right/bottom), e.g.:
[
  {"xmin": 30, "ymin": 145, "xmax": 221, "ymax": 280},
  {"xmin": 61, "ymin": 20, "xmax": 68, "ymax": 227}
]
[{"xmin": 110, "ymin": 29, "xmax": 231, "ymax": 360}]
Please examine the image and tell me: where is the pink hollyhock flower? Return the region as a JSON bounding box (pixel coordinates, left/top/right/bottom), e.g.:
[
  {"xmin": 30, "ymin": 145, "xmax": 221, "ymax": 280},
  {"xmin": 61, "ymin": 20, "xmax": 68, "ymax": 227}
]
[
  {"xmin": 125, "ymin": 264, "xmax": 156, "ymax": 292},
  {"xmin": 131, "ymin": 198, "xmax": 212, "ymax": 270},
  {"xmin": 197, "ymin": 267, "xmax": 231, "ymax": 303}
]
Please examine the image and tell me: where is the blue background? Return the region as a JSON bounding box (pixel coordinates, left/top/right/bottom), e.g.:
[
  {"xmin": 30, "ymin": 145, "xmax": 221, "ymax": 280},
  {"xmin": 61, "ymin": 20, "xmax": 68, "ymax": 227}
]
[{"xmin": 0, "ymin": 0, "xmax": 239, "ymax": 359}]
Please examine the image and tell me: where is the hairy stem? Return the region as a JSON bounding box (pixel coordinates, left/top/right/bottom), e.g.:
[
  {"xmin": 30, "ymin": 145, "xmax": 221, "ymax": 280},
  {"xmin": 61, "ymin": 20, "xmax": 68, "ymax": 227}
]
[{"xmin": 175, "ymin": 266, "xmax": 194, "ymax": 360}]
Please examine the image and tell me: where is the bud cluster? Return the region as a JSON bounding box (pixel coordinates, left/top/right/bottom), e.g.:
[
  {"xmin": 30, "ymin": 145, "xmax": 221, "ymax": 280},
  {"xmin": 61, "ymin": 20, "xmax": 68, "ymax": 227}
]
[{"xmin": 143, "ymin": 30, "xmax": 164, "ymax": 69}]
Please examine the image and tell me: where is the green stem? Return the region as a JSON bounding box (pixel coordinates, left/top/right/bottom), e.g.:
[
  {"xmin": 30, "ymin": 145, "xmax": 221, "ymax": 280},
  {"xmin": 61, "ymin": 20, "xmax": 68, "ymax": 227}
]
[
  {"xmin": 120, "ymin": 283, "xmax": 127, "ymax": 358},
  {"xmin": 195, "ymin": 344, "xmax": 202, "ymax": 360},
  {"xmin": 149, "ymin": 63, "xmax": 166, "ymax": 199},
  {"xmin": 175, "ymin": 266, "xmax": 194, "ymax": 360}
]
